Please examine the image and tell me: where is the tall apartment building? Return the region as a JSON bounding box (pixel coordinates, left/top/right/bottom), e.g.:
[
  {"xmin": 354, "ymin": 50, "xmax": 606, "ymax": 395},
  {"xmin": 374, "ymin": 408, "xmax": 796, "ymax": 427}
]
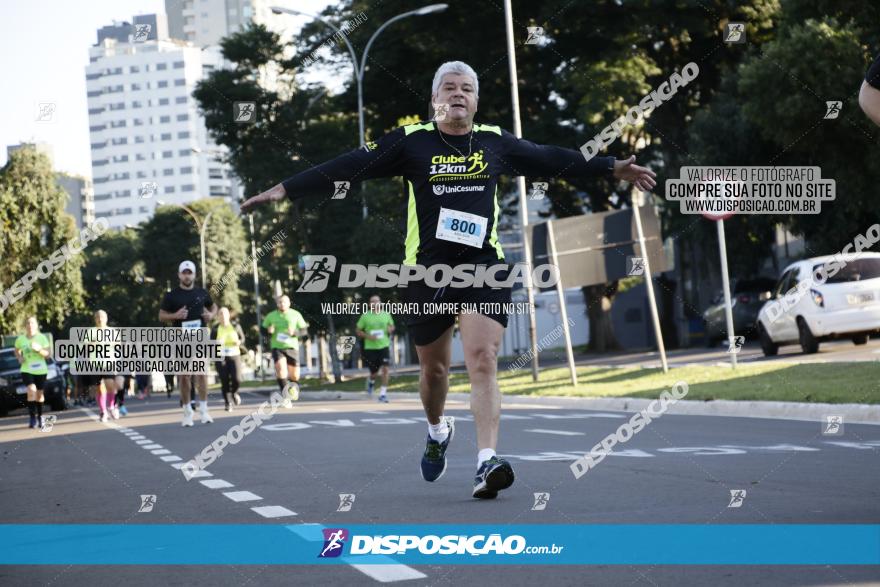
[
  {"xmin": 85, "ymin": 15, "xmax": 234, "ymax": 228},
  {"xmin": 165, "ymin": 0, "xmax": 292, "ymax": 47}
]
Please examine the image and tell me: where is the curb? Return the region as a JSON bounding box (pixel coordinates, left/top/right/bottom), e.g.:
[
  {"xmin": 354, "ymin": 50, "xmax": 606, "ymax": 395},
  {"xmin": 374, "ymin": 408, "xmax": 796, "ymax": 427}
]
[{"xmin": 242, "ymin": 387, "xmax": 880, "ymax": 425}]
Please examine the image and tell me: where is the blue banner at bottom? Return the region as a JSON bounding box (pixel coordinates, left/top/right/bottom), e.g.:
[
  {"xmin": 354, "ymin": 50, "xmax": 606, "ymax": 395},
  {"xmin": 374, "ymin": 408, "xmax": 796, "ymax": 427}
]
[{"xmin": 1, "ymin": 525, "xmax": 878, "ymax": 565}]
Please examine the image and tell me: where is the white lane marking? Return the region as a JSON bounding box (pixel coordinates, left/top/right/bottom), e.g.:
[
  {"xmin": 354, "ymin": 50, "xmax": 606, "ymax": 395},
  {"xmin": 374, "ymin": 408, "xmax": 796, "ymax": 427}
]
[
  {"xmin": 160, "ymin": 455, "xmax": 182, "ymax": 462},
  {"xmin": 151, "ymin": 449, "xmax": 171, "ymax": 455},
  {"xmin": 130, "ymin": 436, "xmax": 146, "ymax": 440},
  {"xmin": 143, "ymin": 444, "xmax": 163, "ymax": 449},
  {"xmin": 187, "ymin": 470, "xmax": 213, "ymax": 478},
  {"xmin": 200, "ymin": 479, "xmax": 234, "ymax": 489},
  {"xmin": 223, "ymin": 491, "xmax": 262, "ymax": 502},
  {"xmin": 286, "ymin": 526, "xmax": 426, "ymax": 583},
  {"xmin": 349, "ymin": 564, "xmax": 428, "ymax": 583},
  {"xmin": 171, "ymin": 463, "xmax": 187, "ymax": 470},
  {"xmin": 135, "ymin": 440, "xmax": 152, "ymax": 445},
  {"xmin": 251, "ymin": 505, "xmax": 297, "ymax": 518},
  {"xmin": 363, "ymin": 411, "xmax": 389, "ymax": 415},
  {"xmin": 526, "ymin": 429, "xmax": 584, "ymax": 436}
]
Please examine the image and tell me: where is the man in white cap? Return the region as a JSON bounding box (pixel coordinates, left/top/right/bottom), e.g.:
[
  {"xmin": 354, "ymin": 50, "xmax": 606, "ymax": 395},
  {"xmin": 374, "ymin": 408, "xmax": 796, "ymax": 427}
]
[{"xmin": 159, "ymin": 260, "xmax": 218, "ymax": 426}]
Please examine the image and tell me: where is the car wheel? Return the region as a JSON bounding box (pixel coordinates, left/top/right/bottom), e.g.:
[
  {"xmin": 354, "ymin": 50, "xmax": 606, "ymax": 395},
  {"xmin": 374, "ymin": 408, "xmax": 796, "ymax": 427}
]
[
  {"xmin": 852, "ymin": 334, "xmax": 869, "ymax": 345},
  {"xmin": 758, "ymin": 323, "xmax": 778, "ymax": 357},
  {"xmin": 797, "ymin": 318, "xmax": 819, "ymax": 354}
]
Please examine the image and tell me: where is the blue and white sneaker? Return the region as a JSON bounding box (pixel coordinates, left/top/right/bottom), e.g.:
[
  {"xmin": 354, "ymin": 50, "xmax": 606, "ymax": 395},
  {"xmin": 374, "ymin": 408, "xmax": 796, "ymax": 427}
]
[
  {"xmin": 420, "ymin": 416, "xmax": 455, "ymax": 482},
  {"xmin": 472, "ymin": 456, "xmax": 515, "ymax": 499}
]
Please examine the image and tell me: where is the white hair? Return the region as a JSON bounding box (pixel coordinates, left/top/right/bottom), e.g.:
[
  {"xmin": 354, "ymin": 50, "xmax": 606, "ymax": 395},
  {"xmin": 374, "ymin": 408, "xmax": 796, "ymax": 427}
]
[{"xmin": 432, "ymin": 61, "xmax": 479, "ymax": 97}]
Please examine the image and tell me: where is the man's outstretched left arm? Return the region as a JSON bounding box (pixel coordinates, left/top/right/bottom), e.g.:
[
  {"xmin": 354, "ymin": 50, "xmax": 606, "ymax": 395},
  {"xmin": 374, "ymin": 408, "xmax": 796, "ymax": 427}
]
[{"xmin": 500, "ymin": 131, "xmax": 656, "ymax": 192}]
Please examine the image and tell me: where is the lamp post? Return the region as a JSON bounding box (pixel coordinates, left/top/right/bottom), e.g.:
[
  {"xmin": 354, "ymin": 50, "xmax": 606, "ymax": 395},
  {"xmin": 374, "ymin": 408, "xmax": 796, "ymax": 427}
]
[
  {"xmin": 157, "ymin": 200, "xmax": 212, "ymax": 289},
  {"xmin": 271, "ymin": 4, "xmax": 448, "ymax": 219}
]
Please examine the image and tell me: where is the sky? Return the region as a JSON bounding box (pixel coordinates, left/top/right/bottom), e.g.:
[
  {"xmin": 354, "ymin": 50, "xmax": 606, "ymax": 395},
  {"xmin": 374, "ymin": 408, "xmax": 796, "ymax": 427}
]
[{"xmin": 0, "ymin": 0, "xmax": 333, "ymax": 178}]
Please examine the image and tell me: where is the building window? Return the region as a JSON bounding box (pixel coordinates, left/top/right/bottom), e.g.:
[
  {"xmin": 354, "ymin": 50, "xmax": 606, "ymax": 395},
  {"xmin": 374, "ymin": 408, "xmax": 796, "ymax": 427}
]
[
  {"xmin": 162, "ymin": 150, "xmax": 173, "ymax": 158},
  {"xmin": 161, "ymin": 133, "xmax": 172, "ymax": 141},
  {"xmin": 135, "ymin": 153, "xmax": 147, "ymax": 161},
  {"xmin": 177, "ymin": 131, "xmax": 191, "ymax": 139},
  {"xmin": 88, "ymin": 107, "xmax": 104, "ymax": 115},
  {"xmin": 174, "ymin": 79, "xmax": 186, "ymax": 87},
  {"xmin": 133, "ymin": 119, "xmax": 144, "ymax": 126},
  {"xmin": 163, "ymin": 168, "xmax": 174, "ymax": 176},
  {"xmin": 110, "ymin": 137, "xmax": 128, "ymax": 145},
  {"xmin": 131, "ymin": 101, "xmax": 142, "ymax": 109},
  {"xmin": 165, "ymin": 185, "xmax": 176, "ymax": 193},
  {"xmin": 176, "ymin": 113, "xmax": 189, "ymax": 121},
  {"xmin": 157, "ymin": 80, "xmax": 168, "ymax": 88},
  {"xmin": 158, "ymin": 98, "xmax": 169, "ymax": 106},
  {"xmin": 156, "ymin": 63, "xmax": 167, "ymax": 70},
  {"xmin": 87, "ymin": 90, "xmax": 101, "ymax": 98},
  {"xmin": 130, "ymin": 65, "xmax": 140, "ymax": 73},
  {"xmin": 136, "ymin": 170, "xmax": 147, "ymax": 178},
  {"xmin": 178, "ymin": 149, "xmax": 192, "ymax": 157},
  {"xmin": 94, "ymin": 193, "xmax": 112, "ymax": 201},
  {"xmin": 159, "ymin": 115, "xmax": 170, "ymax": 123},
  {"xmin": 175, "ymin": 96, "xmax": 187, "ymax": 104},
  {"xmin": 95, "ymin": 211, "xmax": 112, "ymax": 218},
  {"xmin": 180, "ymin": 166, "xmax": 193, "ymax": 174},
  {"xmin": 89, "ymin": 125, "xmax": 106, "ymax": 132},
  {"xmin": 131, "ymin": 83, "xmax": 141, "ymax": 91},
  {"xmin": 181, "ymin": 184, "xmax": 195, "ymax": 192},
  {"xmin": 173, "ymin": 61, "xmax": 185, "ymax": 69}
]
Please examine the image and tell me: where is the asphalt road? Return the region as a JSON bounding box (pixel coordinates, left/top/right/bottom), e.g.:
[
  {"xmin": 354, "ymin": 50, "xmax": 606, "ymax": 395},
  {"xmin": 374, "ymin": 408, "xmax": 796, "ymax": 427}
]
[{"xmin": 1, "ymin": 391, "xmax": 878, "ymax": 586}]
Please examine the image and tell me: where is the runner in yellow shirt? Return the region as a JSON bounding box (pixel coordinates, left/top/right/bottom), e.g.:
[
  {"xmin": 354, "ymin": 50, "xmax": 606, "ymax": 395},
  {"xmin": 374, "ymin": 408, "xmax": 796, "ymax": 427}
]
[{"xmin": 14, "ymin": 316, "xmax": 51, "ymax": 429}]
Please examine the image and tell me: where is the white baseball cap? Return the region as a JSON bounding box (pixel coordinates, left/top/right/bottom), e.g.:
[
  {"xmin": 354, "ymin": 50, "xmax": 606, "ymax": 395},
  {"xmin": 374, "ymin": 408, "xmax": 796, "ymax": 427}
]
[{"xmin": 179, "ymin": 260, "xmax": 196, "ymax": 273}]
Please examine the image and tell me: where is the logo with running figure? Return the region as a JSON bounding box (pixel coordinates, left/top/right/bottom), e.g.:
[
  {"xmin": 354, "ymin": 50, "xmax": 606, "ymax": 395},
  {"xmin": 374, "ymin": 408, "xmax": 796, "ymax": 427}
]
[
  {"xmin": 138, "ymin": 495, "xmax": 157, "ymax": 513},
  {"xmin": 297, "ymin": 255, "xmax": 337, "ymax": 293},
  {"xmin": 727, "ymin": 489, "xmax": 746, "ymax": 508},
  {"xmin": 336, "ymin": 336, "xmax": 356, "ymax": 357},
  {"xmin": 433, "ymin": 102, "xmax": 450, "ymax": 122},
  {"xmin": 133, "ymin": 23, "xmax": 152, "ymax": 42},
  {"xmin": 529, "ymin": 182, "xmax": 547, "ymax": 200},
  {"xmin": 724, "ymin": 22, "xmax": 746, "ymax": 44},
  {"xmin": 337, "ymin": 493, "xmax": 355, "ymax": 512},
  {"xmin": 233, "ymin": 102, "xmax": 257, "ymax": 123},
  {"xmin": 525, "ymin": 26, "xmax": 544, "ymax": 45},
  {"xmin": 39, "ymin": 414, "xmax": 57, "ymax": 432},
  {"xmin": 824, "ymin": 101, "xmax": 842, "ymax": 120},
  {"xmin": 822, "ymin": 415, "xmax": 844, "ymax": 436},
  {"xmin": 428, "ymin": 149, "xmax": 488, "ymax": 180},
  {"xmin": 319, "ymin": 528, "xmax": 349, "ymax": 558},
  {"xmin": 531, "ymin": 492, "xmax": 550, "ymax": 510},
  {"xmin": 332, "ymin": 181, "xmax": 350, "ymax": 200}
]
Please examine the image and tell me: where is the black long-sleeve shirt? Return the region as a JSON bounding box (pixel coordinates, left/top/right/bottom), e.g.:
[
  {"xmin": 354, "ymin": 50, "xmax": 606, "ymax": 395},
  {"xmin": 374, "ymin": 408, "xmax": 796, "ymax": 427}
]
[{"xmin": 281, "ymin": 120, "xmax": 615, "ymax": 265}]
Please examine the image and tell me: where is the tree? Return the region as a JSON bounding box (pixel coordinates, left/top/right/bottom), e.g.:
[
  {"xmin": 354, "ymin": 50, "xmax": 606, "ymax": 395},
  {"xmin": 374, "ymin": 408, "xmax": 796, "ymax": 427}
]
[
  {"xmin": 0, "ymin": 147, "xmax": 86, "ymax": 335},
  {"xmin": 139, "ymin": 199, "xmax": 249, "ymax": 319}
]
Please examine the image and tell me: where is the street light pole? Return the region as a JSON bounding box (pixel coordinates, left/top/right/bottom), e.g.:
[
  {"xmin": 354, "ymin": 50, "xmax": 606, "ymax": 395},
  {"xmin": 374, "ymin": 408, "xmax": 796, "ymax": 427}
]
[
  {"xmin": 271, "ymin": 4, "xmax": 448, "ymax": 219},
  {"xmin": 158, "ymin": 200, "xmax": 211, "ymax": 289}
]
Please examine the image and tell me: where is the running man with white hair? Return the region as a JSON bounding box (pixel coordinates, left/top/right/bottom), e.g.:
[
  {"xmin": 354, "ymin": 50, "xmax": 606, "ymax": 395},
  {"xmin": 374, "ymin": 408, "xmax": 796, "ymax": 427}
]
[{"xmin": 242, "ymin": 60, "xmax": 656, "ymax": 499}]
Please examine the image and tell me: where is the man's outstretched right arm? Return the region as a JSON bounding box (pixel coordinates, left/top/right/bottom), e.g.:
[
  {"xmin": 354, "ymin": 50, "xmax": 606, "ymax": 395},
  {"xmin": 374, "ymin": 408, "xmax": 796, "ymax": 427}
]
[{"xmin": 241, "ymin": 128, "xmax": 406, "ymax": 212}]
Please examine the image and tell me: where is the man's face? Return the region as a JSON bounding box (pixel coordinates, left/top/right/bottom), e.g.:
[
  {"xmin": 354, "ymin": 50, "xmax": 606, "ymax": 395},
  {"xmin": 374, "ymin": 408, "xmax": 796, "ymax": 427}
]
[
  {"xmin": 433, "ymin": 73, "xmax": 478, "ymax": 124},
  {"xmin": 179, "ymin": 270, "xmax": 194, "ymax": 287},
  {"xmin": 94, "ymin": 311, "xmax": 107, "ymax": 328},
  {"xmin": 26, "ymin": 317, "xmax": 38, "ymax": 335},
  {"xmin": 277, "ymin": 296, "xmax": 290, "ymax": 312},
  {"xmin": 370, "ymin": 296, "xmax": 381, "ymax": 312}
]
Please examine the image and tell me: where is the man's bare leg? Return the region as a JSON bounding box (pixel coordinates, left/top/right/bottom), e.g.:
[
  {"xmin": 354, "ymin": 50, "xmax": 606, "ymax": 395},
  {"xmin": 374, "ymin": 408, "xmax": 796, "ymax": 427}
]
[
  {"xmin": 459, "ymin": 312, "xmax": 514, "ymax": 499},
  {"xmin": 415, "ymin": 325, "xmax": 454, "ymax": 425},
  {"xmin": 458, "ymin": 313, "xmax": 503, "ymax": 453},
  {"xmin": 416, "ymin": 324, "xmax": 455, "ymax": 482}
]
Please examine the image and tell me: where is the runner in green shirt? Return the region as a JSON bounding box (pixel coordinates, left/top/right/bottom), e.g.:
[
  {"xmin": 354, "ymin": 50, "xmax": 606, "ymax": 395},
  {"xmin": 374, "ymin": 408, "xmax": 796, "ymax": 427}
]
[
  {"xmin": 356, "ymin": 295, "xmax": 395, "ymax": 402},
  {"xmin": 261, "ymin": 294, "xmax": 308, "ymax": 404},
  {"xmin": 14, "ymin": 316, "xmax": 51, "ymax": 429}
]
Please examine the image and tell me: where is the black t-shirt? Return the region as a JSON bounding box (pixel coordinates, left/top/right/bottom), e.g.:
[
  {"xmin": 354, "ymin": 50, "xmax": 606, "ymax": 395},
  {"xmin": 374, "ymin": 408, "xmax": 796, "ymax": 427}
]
[
  {"xmin": 161, "ymin": 286, "xmax": 214, "ymax": 327},
  {"xmin": 281, "ymin": 121, "xmax": 614, "ymax": 266},
  {"xmin": 867, "ymin": 54, "xmax": 880, "ymax": 90}
]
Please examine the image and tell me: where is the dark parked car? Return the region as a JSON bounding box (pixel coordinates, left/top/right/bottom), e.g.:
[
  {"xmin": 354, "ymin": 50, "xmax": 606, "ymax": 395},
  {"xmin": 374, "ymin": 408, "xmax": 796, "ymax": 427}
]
[
  {"xmin": 702, "ymin": 277, "xmax": 778, "ymax": 346},
  {"xmin": 0, "ymin": 347, "xmax": 67, "ymax": 417}
]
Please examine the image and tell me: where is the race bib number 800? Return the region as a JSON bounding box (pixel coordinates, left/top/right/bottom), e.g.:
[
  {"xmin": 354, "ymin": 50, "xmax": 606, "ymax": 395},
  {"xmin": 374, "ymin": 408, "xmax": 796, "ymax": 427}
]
[{"xmin": 436, "ymin": 207, "xmax": 487, "ymax": 248}]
